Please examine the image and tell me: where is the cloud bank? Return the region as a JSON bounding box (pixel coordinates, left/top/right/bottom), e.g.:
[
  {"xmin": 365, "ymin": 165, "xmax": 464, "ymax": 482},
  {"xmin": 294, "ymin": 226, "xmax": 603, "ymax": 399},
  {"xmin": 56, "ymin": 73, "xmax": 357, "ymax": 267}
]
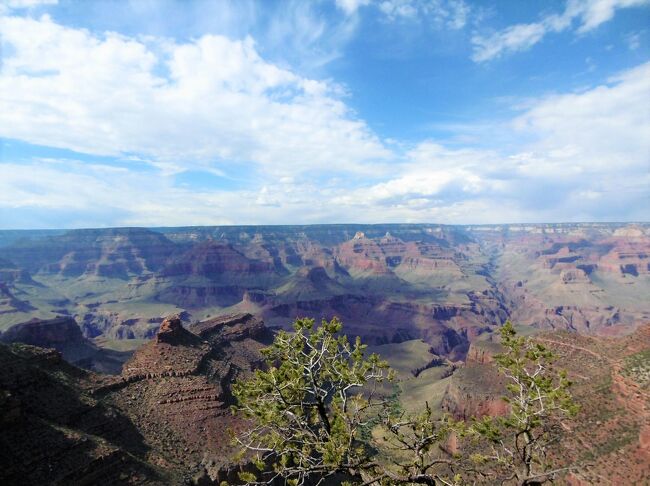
[
  {"xmin": 0, "ymin": 8, "xmax": 648, "ymax": 227},
  {"xmin": 0, "ymin": 14, "xmax": 389, "ymax": 178}
]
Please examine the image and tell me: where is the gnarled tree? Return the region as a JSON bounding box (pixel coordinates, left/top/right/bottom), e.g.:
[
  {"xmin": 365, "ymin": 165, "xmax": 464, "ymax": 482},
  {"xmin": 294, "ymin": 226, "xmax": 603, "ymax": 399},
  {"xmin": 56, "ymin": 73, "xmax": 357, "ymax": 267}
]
[
  {"xmin": 231, "ymin": 317, "xmax": 392, "ymax": 485},
  {"xmin": 231, "ymin": 317, "xmax": 468, "ymax": 485},
  {"xmin": 471, "ymin": 322, "xmax": 580, "ymax": 485},
  {"xmin": 232, "ymin": 318, "xmax": 578, "ymax": 486}
]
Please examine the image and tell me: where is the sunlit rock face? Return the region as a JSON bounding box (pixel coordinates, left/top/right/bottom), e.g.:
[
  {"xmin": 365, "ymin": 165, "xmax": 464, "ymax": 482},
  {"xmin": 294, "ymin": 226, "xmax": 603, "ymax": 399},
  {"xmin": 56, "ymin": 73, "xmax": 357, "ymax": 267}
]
[{"xmin": 0, "ymin": 223, "xmax": 648, "ymax": 359}]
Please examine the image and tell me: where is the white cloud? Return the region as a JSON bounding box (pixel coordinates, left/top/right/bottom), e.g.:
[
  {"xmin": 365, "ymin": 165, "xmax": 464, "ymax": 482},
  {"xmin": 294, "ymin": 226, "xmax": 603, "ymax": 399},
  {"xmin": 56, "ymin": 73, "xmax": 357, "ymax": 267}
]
[
  {"xmin": 264, "ymin": 1, "xmax": 361, "ymax": 70},
  {"xmin": 334, "ymin": 0, "xmax": 471, "ymax": 29},
  {"xmin": 379, "ymin": 0, "xmax": 418, "ymax": 19},
  {"xmin": 571, "ymin": 0, "xmax": 649, "ymax": 33},
  {"xmin": 3, "ymin": 0, "xmax": 57, "ymax": 8},
  {"xmin": 625, "ymin": 31, "xmax": 642, "ymax": 50},
  {"xmin": 335, "ymin": 0, "xmax": 372, "ymax": 15},
  {"xmin": 0, "ymin": 10, "xmax": 648, "ymax": 226},
  {"xmin": 472, "ymin": 23, "xmax": 547, "ymax": 62},
  {"xmin": 472, "ymin": 0, "xmax": 650, "ymax": 62},
  {"xmin": 377, "ymin": 0, "xmax": 470, "ymax": 29},
  {"xmin": 0, "ymin": 15, "xmax": 389, "ymax": 178},
  {"xmin": 329, "ymin": 62, "xmax": 650, "ymax": 222},
  {"xmin": 6, "ymin": 56, "xmax": 646, "ymax": 227},
  {"xmin": 0, "ymin": 158, "xmax": 368, "ymax": 228},
  {"xmin": 513, "ymin": 62, "xmax": 650, "ymax": 172}
]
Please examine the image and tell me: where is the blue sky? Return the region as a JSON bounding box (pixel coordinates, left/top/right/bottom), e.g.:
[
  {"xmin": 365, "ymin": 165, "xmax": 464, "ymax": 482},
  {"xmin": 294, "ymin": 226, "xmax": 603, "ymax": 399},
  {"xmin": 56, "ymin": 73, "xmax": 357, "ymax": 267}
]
[{"xmin": 0, "ymin": 0, "xmax": 648, "ymax": 229}]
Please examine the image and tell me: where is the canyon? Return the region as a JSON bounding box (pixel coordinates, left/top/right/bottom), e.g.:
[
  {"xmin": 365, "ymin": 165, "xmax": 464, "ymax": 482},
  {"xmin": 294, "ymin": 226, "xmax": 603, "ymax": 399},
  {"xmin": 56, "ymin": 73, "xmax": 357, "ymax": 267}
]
[
  {"xmin": 0, "ymin": 223, "xmax": 648, "ymax": 356},
  {"xmin": 0, "ymin": 223, "xmax": 648, "ymax": 484}
]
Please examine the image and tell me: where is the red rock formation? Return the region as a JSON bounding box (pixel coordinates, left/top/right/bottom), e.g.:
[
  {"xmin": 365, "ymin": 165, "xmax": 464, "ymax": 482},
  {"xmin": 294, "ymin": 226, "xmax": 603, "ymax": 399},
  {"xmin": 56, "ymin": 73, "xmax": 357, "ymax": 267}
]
[
  {"xmin": 161, "ymin": 241, "xmax": 275, "ymax": 278},
  {"xmin": 1, "ymin": 222, "xmax": 648, "ymax": 358},
  {"xmin": 441, "ymin": 335, "xmax": 509, "ymax": 420},
  {"xmin": 105, "ymin": 313, "xmax": 273, "ymax": 481},
  {"xmin": 189, "ymin": 312, "xmax": 272, "ymax": 345},
  {"xmin": 465, "ymin": 340, "xmax": 503, "ymax": 365},
  {"xmin": 441, "ymin": 364, "xmax": 508, "ymax": 420}
]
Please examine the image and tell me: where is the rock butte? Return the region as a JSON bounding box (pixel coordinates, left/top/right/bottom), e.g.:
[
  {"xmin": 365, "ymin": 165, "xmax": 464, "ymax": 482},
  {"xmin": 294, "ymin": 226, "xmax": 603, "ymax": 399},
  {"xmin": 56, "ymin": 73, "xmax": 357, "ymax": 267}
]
[{"xmin": 0, "ymin": 313, "xmax": 272, "ymax": 485}]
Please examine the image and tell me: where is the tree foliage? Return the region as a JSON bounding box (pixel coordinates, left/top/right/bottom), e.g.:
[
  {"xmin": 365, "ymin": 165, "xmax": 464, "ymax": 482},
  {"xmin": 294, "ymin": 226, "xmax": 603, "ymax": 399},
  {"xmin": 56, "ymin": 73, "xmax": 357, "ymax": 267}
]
[
  {"xmin": 472, "ymin": 322, "xmax": 579, "ymax": 485},
  {"xmin": 231, "ymin": 317, "xmax": 392, "ymax": 485},
  {"xmin": 232, "ymin": 318, "xmax": 578, "ymax": 486}
]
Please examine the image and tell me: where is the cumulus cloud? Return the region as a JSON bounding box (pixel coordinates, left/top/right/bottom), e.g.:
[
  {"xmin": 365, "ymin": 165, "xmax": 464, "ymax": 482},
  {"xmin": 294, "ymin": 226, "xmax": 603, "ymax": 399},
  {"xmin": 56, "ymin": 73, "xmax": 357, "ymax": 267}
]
[
  {"xmin": 3, "ymin": 57, "xmax": 647, "ymax": 227},
  {"xmin": 1, "ymin": 9, "xmax": 648, "ymax": 227},
  {"xmin": 513, "ymin": 62, "xmax": 650, "ymax": 173},
  {"xmin": 472, "ymin": 0, "xmax": 650, "ymax": 62},
  {"xmin": 0, "ymin": 14, "xmax": 389, "ymax": 178},
  {"xmin": 332, "ymin": 62, "xmax": 650, "ymax": 223}
]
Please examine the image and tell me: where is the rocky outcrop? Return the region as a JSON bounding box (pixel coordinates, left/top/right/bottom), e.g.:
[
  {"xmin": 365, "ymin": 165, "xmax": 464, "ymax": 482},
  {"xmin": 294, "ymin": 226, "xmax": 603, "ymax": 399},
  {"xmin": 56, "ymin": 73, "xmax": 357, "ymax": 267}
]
[
  {"xmin": 1, "ymin": 316, "xmax": 87, "ymax": 348},
  {"xmin": 466, "ymin": 340, "xmax": 503, "ymax": 365},
  {"xmin": 189, "ymin": 313, "xmax": 272, "ymax": 345},
  {"xmin": 441, "ymin": 364, "xmax": 508, "ymax": 420},
  {"xmin": 0, "ymin": 227, "xmax": 176, "ymax": 277},
  {"xmin": 161, "ymin": 241, "xmax": 276, "ymax": 279},
  {"xmin": 0, "ymin": 343, "xmax": 165, "ymax": 485},
  {"xmin": 156, "ymin": 242, "xmax": 283, "ymax": 308},
  {"xmin": 102, "ymin": 313, "xmax": 274, "ymax": 481},
  {"xmin": 0, "ymin": 313, "xmax": 276, "ymax": 484},
  {"xmin": 0, "ymin": 316, "xmax": 130, "ymax": 374},
  {"xmin": 122, "ymin": 315, "xmax": 209, "ymax": 380},
  {"xmin": 441, "ymin": 338, "xmax": 508, "ymax": 420}
]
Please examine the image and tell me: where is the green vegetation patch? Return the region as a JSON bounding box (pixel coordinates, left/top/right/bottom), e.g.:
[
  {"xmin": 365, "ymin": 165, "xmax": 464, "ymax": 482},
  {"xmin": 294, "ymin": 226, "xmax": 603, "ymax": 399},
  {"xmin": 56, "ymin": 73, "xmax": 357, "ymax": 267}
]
[
  {"xmin": 368, "ymin": 339, "xmax": 437, "ymax": 379},
  {"xmin": 622, "ymin": 349, "xmax": 650, "ymax": 388},
  {"xmin": 399, "ymin": 368, "xmax": 452, "ymax": 415},
  {"xmin": 93, "ymin": 337, "xmax": 148, "ymax": 352}
]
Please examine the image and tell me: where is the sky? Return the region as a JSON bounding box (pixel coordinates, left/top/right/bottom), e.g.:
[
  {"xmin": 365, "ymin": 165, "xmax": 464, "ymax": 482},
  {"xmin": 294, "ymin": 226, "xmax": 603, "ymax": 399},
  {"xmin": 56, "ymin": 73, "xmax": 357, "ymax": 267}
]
[{"xmin": 0, "ymin": 0, "xmax": 649, "ymax": 229}]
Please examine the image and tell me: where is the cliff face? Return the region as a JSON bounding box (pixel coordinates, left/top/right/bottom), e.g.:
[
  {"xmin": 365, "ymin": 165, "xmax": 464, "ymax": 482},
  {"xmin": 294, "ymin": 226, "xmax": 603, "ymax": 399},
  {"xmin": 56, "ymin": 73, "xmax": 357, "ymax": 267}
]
[
  {"xmin": 440, "ymin": 337, "xmax": 509, "ymax": 419},
  {"xmin": 0, "ymin": 313, "xmax": 276, "ymax": 485},
  {"xmin": 1, "ymin": 223, "xmax": 648, "ymax": 361},
  {"xmin": 0, "ymin": 227, "xmax": 176, "ymax": 277},
  {"xmin": 1, "ymin": 316, "xmax": 87, "ymax": 347},
  {"xmin": 441, "ymin": 347, "xmax": 508, "ymax": 420},
  {"xmin": 0, "ymin": 343, "xmax": 165, "ymax": 485},
  {"xmin": 489, "ymin": 226, "xmax": 650, "ymax": 336},
  {"xmin": 0, "ymin": 316, "xmax": 129, "ymax": 374},
  {"xmin": 102, "ymin": 314, "xmax": 272, "ymax": 482},
  {"xmin": 465, "ymin": 339, "xmax": 504, "ymax": 365},
  {"xmin": 157, "ymin": 241, "xmax": 282, "ymax": 307}
]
